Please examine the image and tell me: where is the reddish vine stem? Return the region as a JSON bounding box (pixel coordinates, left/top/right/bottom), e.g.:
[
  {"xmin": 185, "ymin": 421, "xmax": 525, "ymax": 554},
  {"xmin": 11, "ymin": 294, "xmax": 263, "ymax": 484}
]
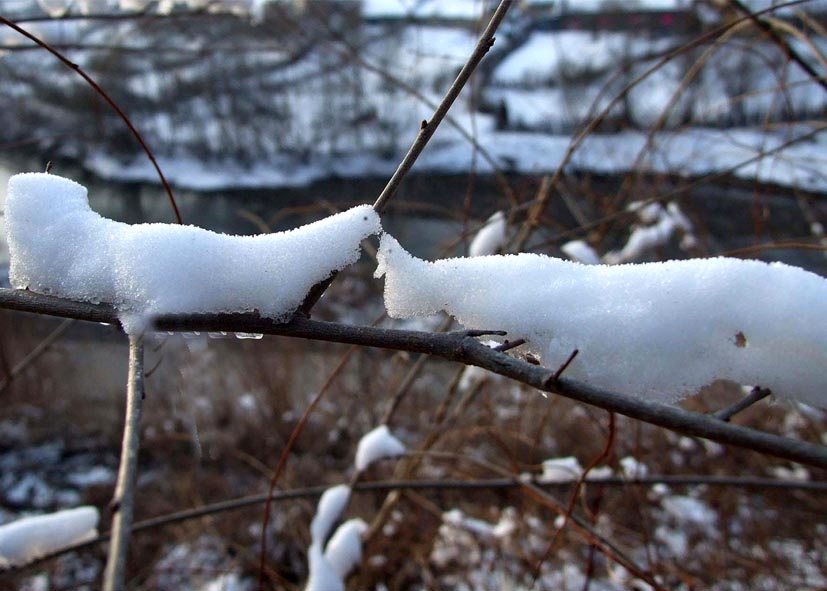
[
  {"xmin": 0, "ymin": 15, "xmax": 183, "ymax": 225},
  {"xmin": 531, "ymin": 412, "xmax": 617, "ymax": 584},
  {"xmin": 256, "ymin": 344, "xmax": 360, "ymax": 591}
]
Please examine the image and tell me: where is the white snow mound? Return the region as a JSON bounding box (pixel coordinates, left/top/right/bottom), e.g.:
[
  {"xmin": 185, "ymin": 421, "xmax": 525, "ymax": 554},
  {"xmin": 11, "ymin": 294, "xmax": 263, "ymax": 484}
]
[
  {"xmin": 0, "ymin": 506, "xmax": 99, "ymax": 568},
  {"xmin": 6, "ymin": 173, "xmax": 381, "ymax": 331},
  {"xmin": 355, "ymin": 425, "xmax": 406, "ymax": 472},
  {"xmin": 375, "ymin": 232, "xmax": 827, "ymax": 405}
]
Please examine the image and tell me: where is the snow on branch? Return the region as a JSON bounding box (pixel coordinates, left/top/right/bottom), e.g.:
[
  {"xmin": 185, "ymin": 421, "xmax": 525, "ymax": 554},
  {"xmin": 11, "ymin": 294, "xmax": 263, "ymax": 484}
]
[
  {"xmin": 468, "ymin": 211, "xmax": 507, "ymax": 257},
  {"xmin": 0, "ymin": 507, "xmax": 99, "ymax": 568},
  {"xmin": 355, "ymin": 425, "xmax": 407, "ymax": 473},
  {"xmin": 375, "ymin": 232, "xmax": 827, "ymax": 407},
  {"xmin": 6, "ymin": 173, "xmax": 380, "ymax": 333}
]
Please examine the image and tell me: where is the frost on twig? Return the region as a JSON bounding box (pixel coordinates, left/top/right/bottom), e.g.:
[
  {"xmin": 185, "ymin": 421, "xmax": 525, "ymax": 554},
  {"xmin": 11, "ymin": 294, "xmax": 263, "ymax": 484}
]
[
  {"xmin": 375, "ymin": 232, "xmax": 827, "ymax": 406},
  {"xmin": 5, "ymin": 173, "xmax": 381, "ymax": 333}
]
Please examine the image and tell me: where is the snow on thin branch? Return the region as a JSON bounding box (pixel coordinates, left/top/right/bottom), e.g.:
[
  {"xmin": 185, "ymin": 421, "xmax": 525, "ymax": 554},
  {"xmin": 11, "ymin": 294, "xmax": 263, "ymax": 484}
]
[
  {"xmin": 355, "ymin": 425, "xmax": 407, "ymax": 473},
  {"xmin": 375, "ymin": 232, "xmax": 827, "ymax": 406},
  {"xmin": 0, "ymin": 507, "xmax": 99, "ymax": 568},
  {"xmin": 468, "ymin": 211, "xmax": 507, "ymax": 257},
  {"xmin": 5, "ymin": 173, "xmax": 380, "ymax": 333}
]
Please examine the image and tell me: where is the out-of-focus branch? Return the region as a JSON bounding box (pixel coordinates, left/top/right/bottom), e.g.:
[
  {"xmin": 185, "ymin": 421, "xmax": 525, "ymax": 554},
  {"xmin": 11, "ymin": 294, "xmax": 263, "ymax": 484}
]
[
  {"xmin": 1, "ymin": 288, "xmax": 825, "ymax": 469},
  {"xmin": 729, "ymin": 0, "xmax": 827, "ymax": 96}
]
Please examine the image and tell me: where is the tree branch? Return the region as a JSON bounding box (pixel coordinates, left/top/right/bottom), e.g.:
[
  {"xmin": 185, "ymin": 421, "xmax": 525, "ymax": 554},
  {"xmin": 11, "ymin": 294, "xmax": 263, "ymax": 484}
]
[
  {"xmin": 1, "ymin": 288, "xmax": 825, "ymax": 469},
  {"xmin": 0, "ymin": 318, "xmax": 74, "ymax": 395}
]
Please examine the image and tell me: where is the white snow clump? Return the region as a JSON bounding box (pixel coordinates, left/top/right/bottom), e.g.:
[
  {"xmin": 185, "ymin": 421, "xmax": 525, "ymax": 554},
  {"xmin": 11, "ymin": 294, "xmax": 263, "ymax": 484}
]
[
  {"xmin": 561, "ymin": 239, "xmax": 601, "ymax": 265},
  {"xmin": 354, "ymin": 425, "xmax": 406, "ymax": 472},
  {"xmin": 305, "ymin": 543, "xmax": 344, "ymax": 591},
  {"xmin": 604, "ymin": 201, "xmax": 696, "ymax": 264},
  {"xmin": 375, "ymin": 232, "xmax": 827, "ymax": 405},
  {"xmin": 323, "ymin": 518, "xmax": 368, "ymax": 580},
  {"xmin": 0, "ymin": 506, "xmax": 99, "ymax": 568},
  {"xmin": 309, "ymin": 485, "xmax": 351, "ymax": 545},
  {"xmin": 6, "ymin": 173, "xmax": 380, "ymax": 333},
  {"xmin": 540, "ymin": 456, "xmax": 583, "ymax": 483},
  {"xmin": 468, "ymin": 211, "xmax": 507, "ymax": 257}
]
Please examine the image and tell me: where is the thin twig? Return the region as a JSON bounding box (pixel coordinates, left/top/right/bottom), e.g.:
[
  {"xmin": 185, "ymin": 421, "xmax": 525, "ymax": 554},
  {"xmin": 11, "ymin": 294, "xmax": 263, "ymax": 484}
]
[
  {"xmin": 372, "ymin": 0, "xmax": 513, "ymax": 214},
  {"xmin": 531, "ymin": 412, "xmax": 616, "ymax": 584},
  {"xmin": 714, "ymin": 386, "xmax": 773, "ymax": 422},
  {"xmin": 257, "ymin": 339, "xmax": 364, "ymax": 591},
  {"xmin": 730, "ymin": 0, "xmax": 827, "ymax": 96},
  {"xmin": 0, "ymin": 16, "xmax": 182, "ymax": 224},
  {"xmin": 297, "ymin": 0, "xmax": 513, "ymax": 316},
  {"xmin": 102, "ymin": 335, "xmax": 144, "ymax": 591}
]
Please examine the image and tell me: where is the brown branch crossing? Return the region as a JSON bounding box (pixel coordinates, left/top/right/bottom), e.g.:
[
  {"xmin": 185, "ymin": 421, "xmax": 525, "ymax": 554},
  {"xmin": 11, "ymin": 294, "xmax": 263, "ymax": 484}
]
[{"xmin": 1, "ymin": 287, "xmax": 826, "ymax": 469}]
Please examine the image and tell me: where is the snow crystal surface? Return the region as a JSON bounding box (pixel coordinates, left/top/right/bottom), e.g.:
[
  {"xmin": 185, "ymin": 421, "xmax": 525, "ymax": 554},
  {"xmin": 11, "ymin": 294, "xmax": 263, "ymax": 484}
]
[
  {"xmin": 376, "ymin": 233, "xmax": 827, "ymax": 405},
  {"xmin": 355, "ymin": 425, "xmax": 406, "ymax": 472},
  {"xmin": 324, "ymin": 518, "xmax": 367, "ymax": 580},
  {"xmin": 468, "ymin": 211, "xmax": 507, "ymax": 257},
  {"xmin": 0, "ymin": 506, "xmax": 98, "ymax": 568},
  {"xmin": 310, "ymin": 485, "xmax": 351, "ymax": 545},
  {"xmin": 6, "ymin": 174, "xmax": 380, "ymax": 332}
]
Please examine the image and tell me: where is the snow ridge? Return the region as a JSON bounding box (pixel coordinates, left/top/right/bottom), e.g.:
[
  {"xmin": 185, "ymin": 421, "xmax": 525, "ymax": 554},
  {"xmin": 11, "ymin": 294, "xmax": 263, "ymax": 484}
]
[
  {"xmin": 6, "ymin": 173, "xmax": 381, "ymax": 333},
  {"xmin": 0, "ymin": 507, "xmax": 99, "ymax": 568},
  {"xmin": 376, "ymin": 232, "xmax": 827, "ymax": 405}
]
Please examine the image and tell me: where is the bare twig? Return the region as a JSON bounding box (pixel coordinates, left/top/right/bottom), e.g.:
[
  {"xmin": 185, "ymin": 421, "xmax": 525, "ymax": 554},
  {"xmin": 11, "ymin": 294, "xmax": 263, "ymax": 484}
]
[
  {"xmin": 0, "ymin": 289, "xmax": 825, "ymax": 469},
  {"xmin": 372, "ymin": 0, "xmax": 514, "ymax": 213},
  {"xmin": 256, "ymin": 343, "xmax": 360, "ymax": 591},
  {"xmin": 0, "ymin": 16, "xmax": 183, "ymax": 224},
  {"xmin": 297, "ymin": 0, "xmax": 513, "ymax": 315},
  {"xmin": 102, "ymin": 335, "xmax": 145, "ymax": 591},
  {"xmin": 714, "ymin": 386, "xmax": 773, "ymax": 422}
]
